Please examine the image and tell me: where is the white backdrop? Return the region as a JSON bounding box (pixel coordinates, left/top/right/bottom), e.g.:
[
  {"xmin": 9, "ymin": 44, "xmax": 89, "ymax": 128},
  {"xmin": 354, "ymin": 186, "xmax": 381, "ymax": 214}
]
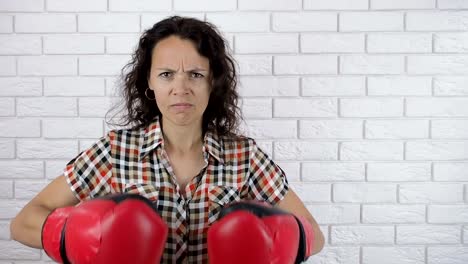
[{"xmin": 1, "ymin": 0, "xmax": 468, "ymax": 263}]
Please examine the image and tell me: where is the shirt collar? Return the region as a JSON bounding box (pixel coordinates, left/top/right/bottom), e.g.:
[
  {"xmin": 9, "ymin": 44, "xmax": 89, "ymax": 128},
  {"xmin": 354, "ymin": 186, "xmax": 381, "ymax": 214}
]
[{"xmin": 139, "ymin": 116, "xmax": 224, "ymax": 164}]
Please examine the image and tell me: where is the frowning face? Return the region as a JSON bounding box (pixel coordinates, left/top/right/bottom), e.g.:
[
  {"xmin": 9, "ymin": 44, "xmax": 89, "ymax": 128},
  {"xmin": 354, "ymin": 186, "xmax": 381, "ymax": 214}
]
[{"xmin": 148, "ymin": 35, "xmax": 211, "ymax": 129}]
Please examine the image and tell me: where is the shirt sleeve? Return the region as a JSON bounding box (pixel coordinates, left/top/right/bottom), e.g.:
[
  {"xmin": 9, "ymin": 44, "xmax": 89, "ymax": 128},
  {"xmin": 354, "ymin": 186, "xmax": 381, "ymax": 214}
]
[
  {"xmin": 247, "ymin": 138, "xmax": 289, "ymax": 205},
  {"xmin": 63, "ymin": 132, "xmax": 113, "ymax": 201}
]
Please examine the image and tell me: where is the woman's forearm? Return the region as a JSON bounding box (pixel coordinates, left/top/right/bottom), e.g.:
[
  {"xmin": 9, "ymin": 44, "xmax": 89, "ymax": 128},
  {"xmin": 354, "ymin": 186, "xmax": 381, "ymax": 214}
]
[{"xmin": 10, "ymin": 203, "xmax": 51, "ymax": 249}]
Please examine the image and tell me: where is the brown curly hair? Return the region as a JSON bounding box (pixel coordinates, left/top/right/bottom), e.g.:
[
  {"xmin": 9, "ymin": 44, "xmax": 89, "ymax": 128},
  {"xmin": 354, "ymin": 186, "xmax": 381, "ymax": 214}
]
[{"xmin": 106, "ymin": 16, "xmax": 242, "ymax": 137}]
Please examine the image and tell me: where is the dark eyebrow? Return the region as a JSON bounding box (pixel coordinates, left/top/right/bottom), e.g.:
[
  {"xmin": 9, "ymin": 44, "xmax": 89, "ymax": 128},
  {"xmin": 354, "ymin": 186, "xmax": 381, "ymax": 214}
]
[{"xmin": 154, "ymin": 67, "xmax": 208, "ymax": 72}]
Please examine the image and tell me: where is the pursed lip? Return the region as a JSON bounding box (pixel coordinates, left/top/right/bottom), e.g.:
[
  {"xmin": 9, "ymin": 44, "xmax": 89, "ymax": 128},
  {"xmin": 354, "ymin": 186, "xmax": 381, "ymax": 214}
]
[{"xmin": 171, "ymin": 103, "xmax": 193, "ymax": 106}]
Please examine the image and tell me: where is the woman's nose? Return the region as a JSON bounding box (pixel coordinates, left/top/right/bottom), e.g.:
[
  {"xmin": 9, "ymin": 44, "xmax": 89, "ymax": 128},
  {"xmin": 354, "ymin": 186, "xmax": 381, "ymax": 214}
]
[{"xmin": 172, "ymin": 74, "xmax": 190, "ymax": 94}]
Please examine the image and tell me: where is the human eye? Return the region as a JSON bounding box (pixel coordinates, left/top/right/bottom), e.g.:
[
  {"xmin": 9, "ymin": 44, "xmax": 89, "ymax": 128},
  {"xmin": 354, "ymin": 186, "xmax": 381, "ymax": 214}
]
[
  {"xmin": 158, "ymin": 72, "xmax": 173, "ymax": 78},
  {"xmin": 190, "ymin": 72, "xmax": 204, "ymax": 78}
]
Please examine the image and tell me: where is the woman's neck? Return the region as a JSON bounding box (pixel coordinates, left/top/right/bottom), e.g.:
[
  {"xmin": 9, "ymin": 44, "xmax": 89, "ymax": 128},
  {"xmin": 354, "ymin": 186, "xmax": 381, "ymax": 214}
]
[{"xmin": 160, "ymin": 117, "xmax": 204, "ymax": 155}]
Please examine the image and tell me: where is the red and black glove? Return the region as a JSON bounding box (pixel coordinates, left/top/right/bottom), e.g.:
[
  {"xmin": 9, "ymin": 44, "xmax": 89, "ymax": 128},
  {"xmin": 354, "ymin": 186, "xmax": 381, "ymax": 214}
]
[
  {"xmin": 207, "ymin": 201, "xmax": 314, "ymax": 264},
  {"xmin": 41, "ymin": 193, "xmax": 168, "ymax": 264}
]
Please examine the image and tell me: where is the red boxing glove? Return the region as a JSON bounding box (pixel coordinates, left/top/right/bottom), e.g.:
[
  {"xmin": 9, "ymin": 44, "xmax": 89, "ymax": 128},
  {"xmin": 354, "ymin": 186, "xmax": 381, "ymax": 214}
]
[
  {"xmin": 41, "ymin": 194, "xmax": 168, "ymax": 264},
  {"xmin": 207, "ymin": 201, "xmax": 314, "ymax": 264}
]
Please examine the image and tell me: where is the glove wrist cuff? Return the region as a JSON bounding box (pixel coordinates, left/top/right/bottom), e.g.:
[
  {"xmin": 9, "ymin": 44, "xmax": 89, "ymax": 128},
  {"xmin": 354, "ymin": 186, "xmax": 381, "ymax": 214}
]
[
  {"xmin": 41, "ymin": 207, "xmax": 73, "ymax": 263},
  {"xmin": 294, "ymin": 215, "xmax": 314, "ymax": 264}
]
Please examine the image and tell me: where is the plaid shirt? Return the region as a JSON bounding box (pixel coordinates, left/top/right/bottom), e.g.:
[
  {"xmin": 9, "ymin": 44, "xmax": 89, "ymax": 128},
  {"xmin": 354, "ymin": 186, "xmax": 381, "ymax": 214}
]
[{"xmin": 64, "ymin": 116, "xmax": 289, "ymax": 263}]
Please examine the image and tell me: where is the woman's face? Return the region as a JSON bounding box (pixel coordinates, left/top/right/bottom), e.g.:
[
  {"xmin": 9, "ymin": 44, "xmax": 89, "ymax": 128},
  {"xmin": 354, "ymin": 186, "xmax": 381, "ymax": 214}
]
[{"xmin": 148, "ymin": 35, "xmax": 211, "ymax": 128}]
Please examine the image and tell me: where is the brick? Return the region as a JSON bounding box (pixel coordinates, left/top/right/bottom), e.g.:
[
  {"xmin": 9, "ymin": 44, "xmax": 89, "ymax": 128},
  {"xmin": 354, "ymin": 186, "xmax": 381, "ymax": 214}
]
[
  {"xmin": 464, "ymin": 226, "xmax": 468, "ymax": 243},
  {"xmin": 272, "ymin": 12, "xmax": 337, "ymax": 32},
  {"xmin": 302, "ymin": 76, "xmax": 365, "ymax": 96},
  {"xmin": 238, "ymin": 77, "xmax": 299, "ymax": 97},
  {"xmin": 47, "ymin": 0, "xmax": 106, "ymax": 11},
  {"xmin": 367, "ymin": 33, "xmax": 432, "ymax": 53},
  {"xmin": 273, "ymin": 162, "xmax": 300, "ymax": 182},
  {"xmin": 368, "ymin": 77, "xmax": 432, "ymax": 96},
  {"xmin": 235, "ymin": 34, "xmax": 298, "ymax": 54},
  {"xmin": 407, "ymin": 98, "xmax": 468, "ymax": 117},
  {"xmin": 429, "ymin": 205, "xmax": 468, "ymax": 223},
  {"xmin": 340, "ymin": 12, "xmax": 404, "ymax": 31},
  {"xmin": 290, "ymin": 183, "xmax": 331, "ymax": 202},
  {"xmin": 438, "ymin": 0, "xmax": 468, "ymax": 8},
  {"xmin": 331, "ymin": 225, "xmax": 394, "ymax": 244},
  {"xmin": 14, "ymin": 180, "xmax": 49, "ymax": 199},
  {"xmin": 371, "ymin": 0, "xmax": 435, "ymax": 9},
  {"xmin": 340, "ymin": 55, "xmax": 404, "ymax": 74},
  {"xmin": 363, "ymin": 205, "xmax": 425, "ymax": 223},
  {"xmin": 274, "ymin": 98, "xmax": 337, "ymax": 117},
  {"xmin": 174, "ymin": 0, "xmax": 236, "ymax": 11},
  {"xmin": 434, "ymin": 77, "xmax": 468, "ymax": 96},
  {"xmin": 407, "ymin": 141, "xmax": 468, "ymax": 160},
  {"xmin": 0, "ymin": 240, "xmax": 40, "ymax": 259},
  {"xmin": 311, "ymin": 247, "xmax": 360, "ymax": 264},
  {"xmin": 0, "ymin": 35, "xmax": 41, "ymax": 55},
  {"xmin": 0, "ymin": 139, "xmax": 14, "ymax": 158},
  {"xmin": 428, "ymin": 247, "xmax": 468, "ymax": 264},
  {"xmin": 0, "ymin": 77, "xmax": 42, "ymax": 96},
  {"xmin": 302, "ymin": 163, "xmax": 365, "ymax": 181},
  {"xmin": 234, "ymin": 55, "xmax": 272, "ymax": 75},
  {"xmin": 45, "ymin": 161, "xmax": 69, "ymax": 179},
  {"xmin": 79, "ymin": 97, "xmax": 115, "ymax": 117},
  {"xmin": 109, "ymin": 0, "xmax": 171, "ymax": 11},
  {"xmin": 0, "ymin": 160, "xmax": 43, "ymax": 179},
  {"xmin": 367, "ymin": 163, "xmax": 431, "ymax": 181},
  {"xmin": 407, "ymin": 11, "xmax": 468, "ymax": 31},
  {"xmin": 43, "ymin": 118, "xmax": 103, "ymax": 138},
  {"xmin": 274, "ymin": 141, "xmax": 337, "ymax": 161},
  {"xmin": 300, "ymin": 120, "xmax": 362, "ymax": 139},
  {"xmin": 301, "ymin": 33, "xmax": 365, "ymax": 53},
  {"xmin": 0, "ymin": 118, "xmax": 40, "ymax": 137},
  {"xmin": 17, "ymin": 140, "xmax": 77, "ymax": 159},
  {"xmin": 334, "ymin": 183, "xmax": 397, "ymax": 202},
  {"xmin": 0, "ymin": 98, "xmax": 15, "ymax": 116},
  {"xmin": 398, "ymin": 225, "xmax": 460, "ymax": 244},
  {"xmin": 256, "ymin": 141, "xmax": 273, "ymax": 157},
  {"xmin": 363, "ymin": 247, "xmax": 425, "ymax": 264},
  {"xmin": 0, "ymin": 180, "xmax": 13, "ymax": 198},
  {"xmin": 0, "ymin": 15, "xmax": 13, "ymax": 33},
  {"xmin": 79, "ymin": 55, "xmax": 131, "ymax": 76},
  {"xmin": 340, "ymin": 98, "xmax": 403, "ymax": 117},
  {"xmin": 0, "ymin": 221, "xmax": 10, "ymax": 240},
  {"xmin": 432, "ymin": 120, "xmax": 468, "ymax": 139},
  {"xmin": 434, "ymin": 163, "xmax": 468, "ymax": 181},
  {"xmin": 44, "ymin": 35, "xmax": 104, "ymax": 54},
  {"xmin": 274, "ymin": 55, "xmax": 337, "ymax": 74},
  {"xmin": 242, "ymin": 119, "xmax": 296, "ymax": 139},
  {"xmin": 0, "ymin": 0, "xmax": 44, "ymax": 11},
  {"xmin": 239, "ymin": 0, "xmax": 301, "ymax": 10},
  {"xmin": 435, "ymin": 33, "xmax": 468, "ymax": 52},
  {"xmin": 304, "ymin": 0, "xmax": 368, "ymax": 10},
  {"xmin": 141, "ymin": 14, "xmax": 205, "ymax": 31},
  {"xmin": 15, "ymin": 14, "xmax": 76, "ymax": 33},
  {"xmin": 18, "ymin": 56, "xmax": 77, "ymax": 76},
  {"xmin": 106, "ymin": 34, "xmax": 139, "ymax": 54},
  {"xmin": 44, "ymin": 77, "xmax": 105, "ymax": 96},
  {"xmin": 241, "ymin": 98, "xmax": 271, "ymax": 118},
  {"xmin": 17, "ymin": 97, "xmax": 77, "ymax": 117},
  {"xmin": 206, "ymin": 13, "xmax": 269, "ymax": 33},
  {"xmin": 79, "ymin": 14, "xmax": 139, "ymax": 33},
  {"xmin": 399, "ymin": 183, "xmax": 464, "ymax": 203},
  {"xmin": 0, "ymin": 56, "xmax": 16, "ymax": 76},
  {"xmin": 365, "ymin": 120, "xmax": 429, "ymax": 139},
  {"xmin": 341, "ymin": 141, "xmax": 404, "ymax": 161},
  {"xmin": 407, "ymin": 56, "xmax": 468, "ymax": 74},
  {"xmin": 308, "ymin": 204, "xmax": 360, "ymax": 224}
]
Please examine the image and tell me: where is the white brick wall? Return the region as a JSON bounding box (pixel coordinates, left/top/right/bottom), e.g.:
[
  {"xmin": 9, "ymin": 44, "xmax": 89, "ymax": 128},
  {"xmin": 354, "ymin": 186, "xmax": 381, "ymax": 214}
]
[{"xmin": 0, "ymin": 1, "xmax": 467, "ymax": 264}]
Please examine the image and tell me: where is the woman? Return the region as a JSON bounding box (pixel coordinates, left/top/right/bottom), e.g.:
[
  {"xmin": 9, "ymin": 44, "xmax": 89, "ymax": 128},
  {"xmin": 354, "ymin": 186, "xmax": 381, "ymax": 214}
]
[{"xmin": 10, "ymin": 16, "xmax": 324, "ymax": 263}]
